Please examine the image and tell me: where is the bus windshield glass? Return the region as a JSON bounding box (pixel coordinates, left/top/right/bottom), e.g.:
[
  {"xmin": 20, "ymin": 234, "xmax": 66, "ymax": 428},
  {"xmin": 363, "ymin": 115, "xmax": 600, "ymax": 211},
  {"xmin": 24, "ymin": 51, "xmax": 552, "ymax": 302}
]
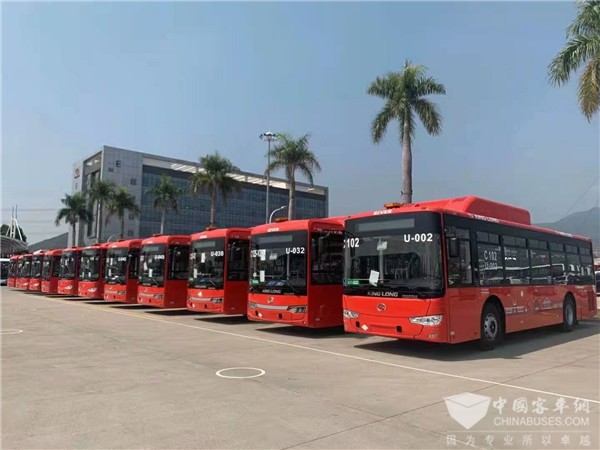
[
  {"xmin": 20, "ymin": 258, "xmax": 32, "ymax": 278},
  {"xmin": 79, "ymin": 249, "xmax": 103, "ymax": 281},
  {"xmin": 31, "ymin": 255, "xmax": 44, "ymax": 278},
  {"xmin": 59, "ymin": 252, "xmax": 78, "ymax": 279},
  {"xmin": 42, "ymin": 256, "xmax": 52, "ymax": 280},
  {"xmin": 250, "ymin": 231, "xmax": 307, "ymax": 295},
  {"xmin": 344, "ymin": 213, "xmax": 443, "ymax": 298},
  {"xmin": 189, "ymin": 238, "xmax": 225, "ymax": 289},
  {"xmin": 139, "ymin": 244, "xmax": 166, "ymax": 287},
  {"xmin": 105, "ymin": 248, "xmax": 128, "ymax": 285}
]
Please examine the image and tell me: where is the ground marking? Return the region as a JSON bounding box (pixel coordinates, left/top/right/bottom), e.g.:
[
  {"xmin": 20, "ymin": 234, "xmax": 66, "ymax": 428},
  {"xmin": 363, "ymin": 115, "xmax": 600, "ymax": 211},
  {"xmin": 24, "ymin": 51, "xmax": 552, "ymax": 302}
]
[
  {"xmin": 216, "ymin": 367, "xmax": 266, "ymax": 379},
  {"xmin": 0, "ymin": 329, "xmax": 23, "ymax": 335},
  {"xmin": 17, "ymin": 293, "xmax": 600, "ymax": 404}
]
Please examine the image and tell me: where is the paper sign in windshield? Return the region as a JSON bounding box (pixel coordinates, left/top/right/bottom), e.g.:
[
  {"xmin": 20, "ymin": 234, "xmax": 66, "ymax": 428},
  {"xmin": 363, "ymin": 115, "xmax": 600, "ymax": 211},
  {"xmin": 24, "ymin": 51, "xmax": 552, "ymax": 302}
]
[
  {"xmin": 259, "ymin": 270, "xmax": 265, "ymax": 282},
  {"xmin": 369, "ymin": 270, "xmax": 379, "ymax": 286}
]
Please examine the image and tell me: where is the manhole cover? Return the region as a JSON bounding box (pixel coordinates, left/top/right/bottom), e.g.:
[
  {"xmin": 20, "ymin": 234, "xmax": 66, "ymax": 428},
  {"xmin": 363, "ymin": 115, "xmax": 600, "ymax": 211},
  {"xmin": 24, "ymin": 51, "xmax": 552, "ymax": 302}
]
[
  {"xmin": 1, "ymin": 329, "xmax": 24, "ymax": 335},
  {"xmin": 215, "ymin": 367, "xmax": 265, "ymax": 379}
]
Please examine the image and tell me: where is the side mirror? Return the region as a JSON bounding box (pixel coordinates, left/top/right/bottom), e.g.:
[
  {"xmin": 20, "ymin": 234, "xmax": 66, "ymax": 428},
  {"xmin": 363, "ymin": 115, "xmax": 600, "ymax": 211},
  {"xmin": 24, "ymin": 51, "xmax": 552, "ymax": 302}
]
[{"xmin": 448, "ymin": 238, "xmax": 460, "ymax": 258}]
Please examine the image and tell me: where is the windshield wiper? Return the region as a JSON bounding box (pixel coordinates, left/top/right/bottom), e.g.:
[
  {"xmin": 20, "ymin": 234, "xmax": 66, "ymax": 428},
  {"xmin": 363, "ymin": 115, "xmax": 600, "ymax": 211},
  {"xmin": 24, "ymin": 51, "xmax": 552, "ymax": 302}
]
[{"xmin": 280, "ymin": 278, "xmax": 299, "ymax": 295}]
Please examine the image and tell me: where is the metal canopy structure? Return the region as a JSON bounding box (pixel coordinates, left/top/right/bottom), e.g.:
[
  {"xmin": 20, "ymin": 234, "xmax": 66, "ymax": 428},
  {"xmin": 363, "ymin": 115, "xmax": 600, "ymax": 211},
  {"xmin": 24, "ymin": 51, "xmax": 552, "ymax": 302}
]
[{"xmin": 0, "ymin": 235, "xmax": 28, "ymax": 256}]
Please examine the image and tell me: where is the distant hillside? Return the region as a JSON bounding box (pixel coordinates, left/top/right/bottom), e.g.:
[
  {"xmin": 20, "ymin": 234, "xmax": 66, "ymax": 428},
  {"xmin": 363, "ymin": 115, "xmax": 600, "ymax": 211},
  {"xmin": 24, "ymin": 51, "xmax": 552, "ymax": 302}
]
[
  {"xmin": 29, "ymin": 233, "xmax": 68, "ymax": 251},
  {"xmin": 537, "ymin": 207, "xmax": 599, "ymax": 246}
]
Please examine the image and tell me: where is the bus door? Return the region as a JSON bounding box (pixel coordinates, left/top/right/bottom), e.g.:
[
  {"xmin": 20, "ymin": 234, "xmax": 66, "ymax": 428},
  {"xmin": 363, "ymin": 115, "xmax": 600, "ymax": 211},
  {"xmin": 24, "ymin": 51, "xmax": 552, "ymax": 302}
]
[{"xmin": 308, "ymin": 229, "xmax": 344, "ymax": 327}]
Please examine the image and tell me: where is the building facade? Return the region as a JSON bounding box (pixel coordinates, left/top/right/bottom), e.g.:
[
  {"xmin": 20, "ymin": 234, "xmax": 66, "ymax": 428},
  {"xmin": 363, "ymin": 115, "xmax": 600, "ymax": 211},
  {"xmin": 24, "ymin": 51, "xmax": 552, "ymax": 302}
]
[{"xmin": 71, "ymin": 146, "xmax": 329, "ymax": 246}]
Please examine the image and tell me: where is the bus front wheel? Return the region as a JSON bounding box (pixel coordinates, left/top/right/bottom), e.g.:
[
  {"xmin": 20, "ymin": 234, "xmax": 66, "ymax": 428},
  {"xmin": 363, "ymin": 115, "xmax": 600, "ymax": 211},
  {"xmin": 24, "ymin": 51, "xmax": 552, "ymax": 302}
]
[
  {"xmin": 561, "ymin": 295, "xmax": 576, "ymax": 332},
  {"xmin": 479, "ymin": 302, "xmax": 503, "ymax": 350}
]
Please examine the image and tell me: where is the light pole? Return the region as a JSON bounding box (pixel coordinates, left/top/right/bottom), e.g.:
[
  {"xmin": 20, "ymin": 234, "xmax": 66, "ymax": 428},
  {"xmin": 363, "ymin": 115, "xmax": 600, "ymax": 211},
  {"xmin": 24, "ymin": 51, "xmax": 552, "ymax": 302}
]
[
  {"xmin": 260, "ymin": 131, "xmax": 278, "ymax": 223},
  {"xmin": 269, "ymin": 205, "xmax": 287, "ymax": 223}
]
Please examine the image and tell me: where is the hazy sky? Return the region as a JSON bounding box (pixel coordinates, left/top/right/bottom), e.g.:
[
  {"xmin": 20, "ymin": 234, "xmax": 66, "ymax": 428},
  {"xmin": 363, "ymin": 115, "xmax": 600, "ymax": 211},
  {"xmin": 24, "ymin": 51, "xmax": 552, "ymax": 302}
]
[{"xmin": 2, "ymin": 1, "xmax": 599, "ymax": 244}]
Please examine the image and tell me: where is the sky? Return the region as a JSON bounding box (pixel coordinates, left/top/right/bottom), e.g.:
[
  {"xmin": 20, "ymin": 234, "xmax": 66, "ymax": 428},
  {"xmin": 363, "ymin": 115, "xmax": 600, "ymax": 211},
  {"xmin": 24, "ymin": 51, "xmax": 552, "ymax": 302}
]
[{"xmin": 2, "ymin": 1, "xmax": 599, "ymax": 244}]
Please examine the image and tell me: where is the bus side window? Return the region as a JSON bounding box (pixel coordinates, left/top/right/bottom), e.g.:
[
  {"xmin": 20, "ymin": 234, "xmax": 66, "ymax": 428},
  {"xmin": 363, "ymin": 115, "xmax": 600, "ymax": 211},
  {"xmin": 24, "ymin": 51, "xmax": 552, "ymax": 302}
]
[
  {"xmin": 128, "ymin": 249, "xmax": 140, "ymax": 279},
  {"xmin": 168, "ymin": 245, "xmax": 190, "ymax": 280},
  {"xmin": 446, "ymin": 228, "xmax": 473, "ymax": 287}
]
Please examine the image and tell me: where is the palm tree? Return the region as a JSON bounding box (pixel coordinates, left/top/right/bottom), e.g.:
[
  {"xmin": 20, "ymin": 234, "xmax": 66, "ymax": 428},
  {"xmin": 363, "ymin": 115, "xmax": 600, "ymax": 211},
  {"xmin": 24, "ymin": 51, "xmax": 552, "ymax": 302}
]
[
  {"xmin": 145, "ymin": 175, "xmax": 184, "ymax": 234},
  {"xmin": 189, "ymin": 152, "xmax": 242, "ymax": 228},
  {"xmin": 87, "ymin": 179, "xmax": 116, "ymax": 242},
  {"xmin": 105, "ymin": 187, "xmax": 141, "ymax": 239},
  {"xmin": 267, "ymin": 133, "xmax": 321, "ymax": 220},
  {"xmin": 548, "ymin": 0, "xmax": 600, "ymax": 121},
  {"xmin": 55, "ymin": 193, "xmax": 94, "ymax": 247},
  {"xmin": 367, "ymin": 60, "xmax": 446, "ymax": 204}
]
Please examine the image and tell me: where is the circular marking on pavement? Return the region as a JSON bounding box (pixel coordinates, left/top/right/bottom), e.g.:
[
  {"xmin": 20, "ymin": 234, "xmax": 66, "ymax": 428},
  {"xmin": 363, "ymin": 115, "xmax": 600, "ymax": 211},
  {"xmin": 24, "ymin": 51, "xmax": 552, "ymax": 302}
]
[
  {"xmin": 215, "ymin": 367, "xmax": 265, "ymax": 379},
  {"xmin": 1, "ymin": 329, "xmax": 24, "ymax": 335}
]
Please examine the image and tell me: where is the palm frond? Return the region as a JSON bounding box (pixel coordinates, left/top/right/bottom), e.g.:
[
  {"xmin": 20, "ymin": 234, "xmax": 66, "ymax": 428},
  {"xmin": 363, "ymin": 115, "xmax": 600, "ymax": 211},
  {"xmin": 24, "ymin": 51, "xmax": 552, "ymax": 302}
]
[
  {"xmin": 567, "ymin": 1, "xmax": 600, "ymax": 37},
  {"xmin": 548, "ymin": 35, "xmax": 600, "ymax": 85},
  {"xmin": 413, "ymin": 99, "xmax": 443, "ymax": 135},
  {"xmin": 578, "ymin": 56, "xmax": 600, "ymax": 120},
  {"xmin": 371, "ymin": 102, "xmax": 395, "ymax": 143}
]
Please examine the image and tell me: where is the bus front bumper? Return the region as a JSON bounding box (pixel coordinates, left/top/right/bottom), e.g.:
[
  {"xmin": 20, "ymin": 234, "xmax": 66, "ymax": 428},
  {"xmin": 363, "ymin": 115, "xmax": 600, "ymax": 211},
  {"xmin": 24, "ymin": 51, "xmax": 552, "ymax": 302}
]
[{"xmin": 343, "ymin": 312, "xmax": 449, "ymax": 342}]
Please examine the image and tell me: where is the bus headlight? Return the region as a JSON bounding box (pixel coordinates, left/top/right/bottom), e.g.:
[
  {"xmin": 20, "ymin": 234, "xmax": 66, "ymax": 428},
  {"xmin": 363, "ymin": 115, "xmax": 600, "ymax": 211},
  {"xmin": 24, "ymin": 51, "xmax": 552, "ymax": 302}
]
[
  {"xmin": 288, "ymin": 306, "xmax": 306, "ymax": 313},
  {"xmin": 248, "ymin": 302, "xmax": 257, "ymax": 309},
  {"xmin": 89, "ymin": 288, "xmax": 97, "ymax": 293},
  {"xmin": 211, "ymin": 297, "xmax": 223, "ymax": 304},
  {"xmin": 409, "ymin": 315, "xmax": 443, "ymax": 326},
  {"xmin": 343, "ymin": 309, "xmax": 360, "ymax": 319},
  {"xmin": 153, "ymin": 294, "xmax": 164, "ymax": 299}
]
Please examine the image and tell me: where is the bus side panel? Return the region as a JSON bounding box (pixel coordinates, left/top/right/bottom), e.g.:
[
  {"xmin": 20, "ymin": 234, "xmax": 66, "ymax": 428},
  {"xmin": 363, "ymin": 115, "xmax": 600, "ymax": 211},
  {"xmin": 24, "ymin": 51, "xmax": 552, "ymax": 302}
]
[
  {"xmin": 307, "ymin": 284, "xmax": 343, "ymax": 327},
  {"xmin": 126, "ymin": 279, "xmax": 139, "ymax": 303},
  {"xmin": 165, "ymin": 280, "xmax": 188, "ymax": 308},
  {"xmin": 446, "ymin": 288, "xmax": 481, "ymax": 344},
  {"xmin": 226, "ymin": 281, "xmax": 249, "ymax": 315}
]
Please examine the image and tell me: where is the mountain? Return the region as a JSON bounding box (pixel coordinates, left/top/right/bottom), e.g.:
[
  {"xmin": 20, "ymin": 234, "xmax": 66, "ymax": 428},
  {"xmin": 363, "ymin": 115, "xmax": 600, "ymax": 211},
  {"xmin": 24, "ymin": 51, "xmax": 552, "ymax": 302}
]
[
  {"xmin": 28, "ymin": 233, "xmax": 69, "ymax": 252},
  {"xmin": 537, "ymin": 207, "xmax": 599, "ymax": 247}
]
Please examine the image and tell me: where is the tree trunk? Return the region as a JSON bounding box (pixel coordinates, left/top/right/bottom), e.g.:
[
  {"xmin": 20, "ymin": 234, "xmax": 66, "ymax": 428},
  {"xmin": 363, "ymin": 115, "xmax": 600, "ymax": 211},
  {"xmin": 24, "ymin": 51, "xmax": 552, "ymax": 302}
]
[
  {"xmin": 160, "ymin": 206, "xmax": 166, "ymax": 234},
  {"xmin": 97, "ymin": 201, "xmax": 103, "ymax": 243},
  {"xmin": 288, "ymin": 172, "xmax": 296, "ymax": 220},
  {"xmin": 121, "ymin": 215, "xmax": 125, "ymax": 239},
  {"xmin": 402, "ymin": 121, "xmax": 413, "ymax": 204},
  {"xmin": 72, "ymin": 223, "xmax": 77, "ymax": 247},
  {"xmin": 210, "ymin": 186, "xmax": 217, "ymax": 227}
]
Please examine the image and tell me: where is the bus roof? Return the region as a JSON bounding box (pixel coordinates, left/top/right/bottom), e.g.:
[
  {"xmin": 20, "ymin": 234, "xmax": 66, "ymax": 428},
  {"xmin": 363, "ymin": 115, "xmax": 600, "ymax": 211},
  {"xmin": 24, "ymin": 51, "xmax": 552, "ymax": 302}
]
[
  {"xmin": 191, "ymin": 228, "xmax": 251, "ymax": 241},
  {"xmin": 107, "ymin": 239, "xmax": 143, "ymax": 249},
  {"xmin": 62, "ymin": 247, "xmax": 83, "ymax": 253},
  {"xmin": 251, "ymin": 217, "xmax": 344, "ymax": 235},
  {"xmin": 81, "ymin": 243, "xmax": 109, "ymax": 251},
  {"xmin": 141, "ymin": 235, "xmax": 191, "ymax": 245},
  {"xmin": 347, "ymin": 196, "xmax": 591, "ymax": 243},
  {"xmin": 46, "ymin": 249, "xmax": 64, "ymax": 256},
  {"xmin": 32, "ymin": 250, "xmax": 46, "ymax": 256}
]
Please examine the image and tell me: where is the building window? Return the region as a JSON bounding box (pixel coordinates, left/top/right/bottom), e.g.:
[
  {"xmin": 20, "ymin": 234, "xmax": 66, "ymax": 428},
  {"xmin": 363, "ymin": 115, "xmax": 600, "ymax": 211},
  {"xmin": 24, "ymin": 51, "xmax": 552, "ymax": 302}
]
[
  {"xmin": 116, "ymin": 160, "xmax": 121, "ymax": 167},
  {"xmin": 128, "ymin": 213, "xmax": 135, "ymax": 220},
  {"xmin": 127, "ymin": 230, "xmax": 134, "ymax": 237},
  {"xmin": 107, "ymin": 167, "xmax": 114, "ymax": 173},
  {"xmin": 130, "ymin": 178, "xmax": 137, "ymax": 185}
]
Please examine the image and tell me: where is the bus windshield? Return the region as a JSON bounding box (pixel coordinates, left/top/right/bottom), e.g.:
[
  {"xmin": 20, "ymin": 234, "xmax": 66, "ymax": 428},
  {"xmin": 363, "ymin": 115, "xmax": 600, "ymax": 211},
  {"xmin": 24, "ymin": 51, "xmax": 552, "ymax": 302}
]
[
  {"xmin": 250, "ymin": 231, "xmax": 307, "ymax": 295},
  {"xmin": 139, "ymin": 244, "xmax": 166, "ymax": 287},
  {"xmin": 344, "ymin": 213, "xmax": 443, "ymax": 298},
  {"xmin": 31, "ymin": 255, "xmax": 44, "ymax": 278},
  {"xmin": 20, "ymin": 258, "xmax": 32, "ymax": 278},
  {"xmin": 79, "ymin": 249, "xmax": 103, "ymax": 281},
  {"xmin": 105, "ymin": 248, "xmax": 128, "ymax": 285},
  {"xmin": 42, "ymin": 256, "xmax": 52, "ymax": 280},
  {"xmin": 189, "ymin": 238, "xmax": 225, "ymax": 289},
  {"xmin": 59, "ymin": 252, "xmax": 78, "ymax": 280}
]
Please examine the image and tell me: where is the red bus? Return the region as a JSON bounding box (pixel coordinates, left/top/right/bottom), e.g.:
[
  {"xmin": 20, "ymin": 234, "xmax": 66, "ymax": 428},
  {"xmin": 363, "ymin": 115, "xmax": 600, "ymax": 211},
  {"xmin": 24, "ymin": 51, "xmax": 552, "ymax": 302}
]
[
  {"xmin": 248, "ymin": 218, "xmax": 345, "ymax": 328},
  {"xmin": 16, "ymin": 254, "xmax": 32, "ymax": 289},
  {"xmin": 28, "ymin": 250, "xmax": 45, "ymax": 292},
  {"xmin": 7, "ymin": 255, "xmax": 19, "ymax": 287},
  {"xmin": 78, "ymin": 244, "xmax": 108, "ymax": 299},
  {"xmin": 187, "ymin": 228, "xmax": 250, "ymax": 315},
  {"xmin": 342, "ymin": 196, "xmax": 597, "ymax": 349},
  {"xmin": 41, "ymin": 249, "xmax": 63, "ymax": 294},
  {"xmin": 104, "ymin": 239, "xmax": 142, "ymax": 303},
  {"xmin": 137, "ymin": 235, "xmax": 190, "ymax": 308},
  {"xmin": 57, "ymin": 247, "xmax": 82, "ymax": 295}
]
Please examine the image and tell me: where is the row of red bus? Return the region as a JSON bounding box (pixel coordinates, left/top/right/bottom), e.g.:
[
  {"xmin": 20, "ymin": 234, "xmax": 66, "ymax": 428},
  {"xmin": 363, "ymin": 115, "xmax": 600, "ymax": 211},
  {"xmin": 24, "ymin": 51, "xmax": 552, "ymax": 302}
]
[{"xmin": 7, "ymin": 196, "xmax": 597, "ymax": 349}]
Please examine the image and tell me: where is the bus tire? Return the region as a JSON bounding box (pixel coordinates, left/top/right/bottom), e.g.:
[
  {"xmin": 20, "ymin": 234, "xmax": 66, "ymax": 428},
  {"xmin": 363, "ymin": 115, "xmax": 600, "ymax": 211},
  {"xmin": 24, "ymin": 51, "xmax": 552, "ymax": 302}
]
[
  {"xmin": 479, "ymin": 301, "xmax": 503, "ymax": 350},
  {"xmin": 561, "ymin": 295, "xmax": 576, "ymax": 332}
]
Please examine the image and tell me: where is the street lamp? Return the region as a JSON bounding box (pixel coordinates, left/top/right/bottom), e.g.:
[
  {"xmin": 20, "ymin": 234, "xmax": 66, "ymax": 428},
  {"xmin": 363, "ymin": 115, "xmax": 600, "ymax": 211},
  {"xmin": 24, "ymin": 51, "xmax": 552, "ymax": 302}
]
[
  {"xmin": 269, "ymin": 205, "xmax": 287, "ymax": 223},
  {"xmin": 260, "ymin": 131, "xmax": 278, "ymax": 223}
]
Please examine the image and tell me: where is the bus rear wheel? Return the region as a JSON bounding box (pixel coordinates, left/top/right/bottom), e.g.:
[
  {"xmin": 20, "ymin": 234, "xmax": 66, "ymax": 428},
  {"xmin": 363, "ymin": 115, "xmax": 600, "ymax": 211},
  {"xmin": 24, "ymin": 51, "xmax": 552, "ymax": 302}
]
[
  {"xmin": 479, "ymin": 302, "xmax": 503, "ymax": 350},
  {"xmin": 561, "ymin": 296, "xmax": 576, "ymax": 332}
]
